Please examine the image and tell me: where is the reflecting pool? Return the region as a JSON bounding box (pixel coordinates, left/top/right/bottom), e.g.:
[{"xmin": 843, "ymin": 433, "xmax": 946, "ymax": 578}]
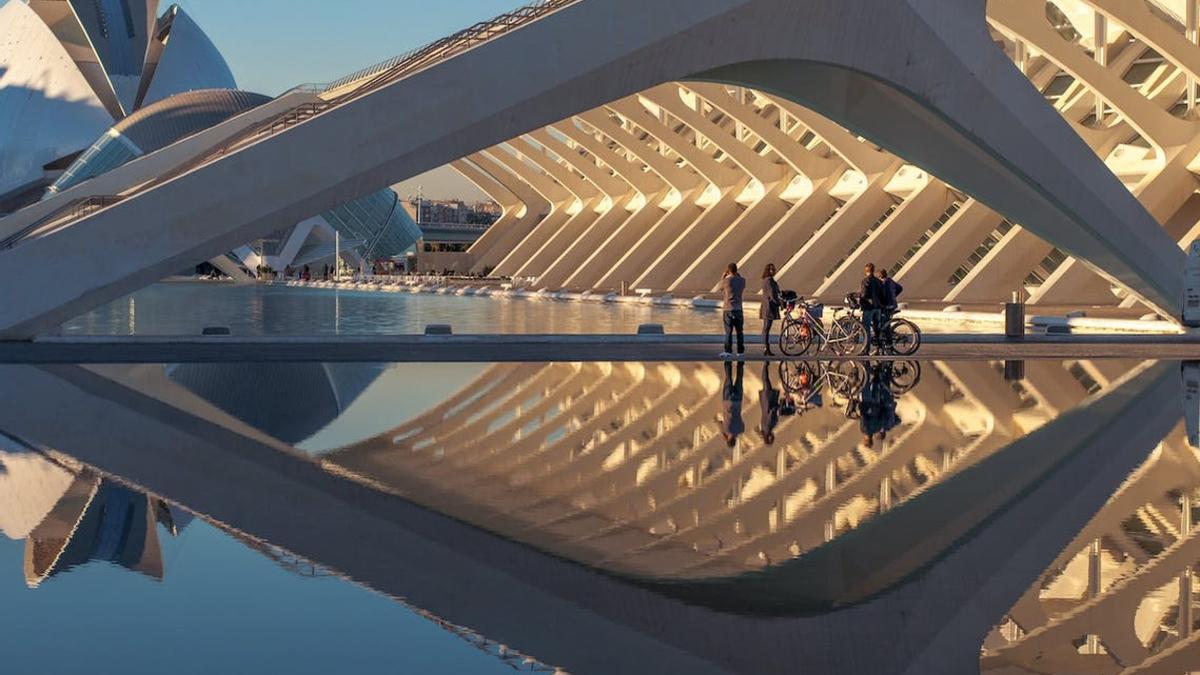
[
  {"xmin": 0, "ymin": 358, "xmax": 1191, "ymax": 673},
  {"xmin": 64, "ymin": 283, "xmax": 720, "ymax": 336}
]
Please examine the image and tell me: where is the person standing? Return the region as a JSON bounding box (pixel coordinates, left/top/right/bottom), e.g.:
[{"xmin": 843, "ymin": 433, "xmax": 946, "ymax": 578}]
[
  {"xmin": 759, "ymin": 264, "xmax": 782, "ymax": 356},
  {"xmin": 877, "ymin": 268, "xmax": 904, "ymax": 349},
  {"xmin": 720, "ymin": 262, "xmax": 746, "ymax": 358},
  {"xmin": 859, "ymin": 263, "xmax": 886, "ymax": 355}
]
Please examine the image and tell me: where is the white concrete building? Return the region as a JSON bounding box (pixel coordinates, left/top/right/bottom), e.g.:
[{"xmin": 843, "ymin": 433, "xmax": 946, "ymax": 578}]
[{"xmin": 0, "ymin": 0, "xmax": 1195, "ymax": 336}]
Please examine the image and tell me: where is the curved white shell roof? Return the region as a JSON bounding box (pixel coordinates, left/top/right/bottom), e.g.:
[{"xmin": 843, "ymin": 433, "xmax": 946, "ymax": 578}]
[
  {"xmin": 141, "ymin": 6, "xmax": 235, "ymax": 108},
  {"xmin": 0, "ymin": 449, "xmax": 75, "ymax": 541},
  {"xmin": 0, "ymin": 0, "xmax": 115, "ymax": 201}
]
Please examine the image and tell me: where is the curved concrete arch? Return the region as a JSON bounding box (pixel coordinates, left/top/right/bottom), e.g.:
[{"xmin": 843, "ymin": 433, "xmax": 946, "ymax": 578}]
[
  {"xmin": 597, "ymin": 93, "xmax": 753, "ymax": 290},
  {"xmin": 685, "ymin": 83, "xmax": 841, "ymax": 180},
  {"xmin": 460, "ymin": 153, "xmax": 552, "ymax": 274},
  {"xmin": 987, "ymin": 2, "xmax": 1200, "ymax": 306},
  {"xmin": 484, "ymin": 146, "xmax": 577, "ymax": 277},
  {"xmin": 818, "ymin": 177, "xmax": 954, "ymax": 296},
  {"xmin": 679, "ymin": 84, "xmax": 866, "ymax": 288},
  {"xmin": 1081, "ymin": 0, "xmax": 1200, "ymax": 91},
  {"xmin": 988, "ymin": 0, "xmax": 1194, "ymax": 152},
  {"xmin": 567, "ymin": 108, "xmax": 711, "ymax": 290},
  {"xmin": 526, "ymin": 128, "xmax": 628, "ymax": 196},
  {"xmin": 498, "ymin": 136, "xmax": 614, "ymax": 280},
  {"xmin": 606, "ymin": 96, "xmax": 739, "ymax": 187},
  {"xmin": 574, "ymin": 109, "xmax": 703, "ymax": 190},
  {"xmin": 643, "ymin": 85, "xmax": 787, "ymax": 184},
  {"xmin": 529, "ymin": 124, "xmax": 668, "ymax": 288},
  {"xmin": 482, "ymin": 136, "xmax": 604, "ymax": 276},
  {"xmin": 637, "ymin": 85, "xmax": 798, "ymax": 291},
  {"xmin": 454, "ymin": 158, "xmax": 540, "ymax": 272},
  {"xmin": 1, "ymin": 0, "xmax": 1188, "ymax": 336},
  {"xmin": 510, "ymin": 133, "xmax": 635, "ymax": 284}
]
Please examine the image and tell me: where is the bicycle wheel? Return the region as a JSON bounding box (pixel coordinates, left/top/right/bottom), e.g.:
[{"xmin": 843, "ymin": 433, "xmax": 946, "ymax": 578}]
[
  {"xmin": 888, "ymin": 360, "xmax": 922, "ymax": 395},
  {"xmin": 779, "ymin": 361, "xmax": 819, "ymax": 392},
  {"xmin": 830, "ymin": 360, "xmax": 867, "ymax": 400},
  {"xmin": 780, "ymin": 320, "xmax": 813, "ymax": 356},
  {"xmin": 888, "ymin": 319, "xmax": 921, "ymax": 356},
  {"xmin": 832, "ymin": 316, "xmax": 868, "ymax": 356}
]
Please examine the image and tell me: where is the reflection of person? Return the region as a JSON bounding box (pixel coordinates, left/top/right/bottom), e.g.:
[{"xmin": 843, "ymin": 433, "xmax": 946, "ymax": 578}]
[
  {"xmin": 722, "ymin": 361, "xmax": 745, "ymax": 447},
  {"xmin": 859, "ymin": 362, "xmax": 899, "ymax": 447},
  {"xmin": 758, "ymin": 362, "xmax": 780, "ymax": 445}
]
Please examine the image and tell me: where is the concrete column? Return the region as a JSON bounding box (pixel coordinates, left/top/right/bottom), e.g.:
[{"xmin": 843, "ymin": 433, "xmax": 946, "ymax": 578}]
[{"xmin": 1191, "ymin": 0, "xmax": 1199, "ymax": 113}]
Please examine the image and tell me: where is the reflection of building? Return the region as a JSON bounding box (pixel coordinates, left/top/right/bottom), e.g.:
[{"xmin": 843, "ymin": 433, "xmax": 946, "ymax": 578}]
[
  {"xmin": 983, "ymin": 426, "xmax": 1200, "ymax": 673},
  {"xmin": 0, "ymin": 358, "xmax": 1176, "ymax": 675},
  {"xmin": 165, "ymin": 362, "xmax": 381, "ymax": 445},
  {"xmin": 326, "ymin": 359, "xmax": 1133, "ymax": 578},
  {"xmin": 0, "ymin": 443, "xmax": 190, "ymax": 588}
]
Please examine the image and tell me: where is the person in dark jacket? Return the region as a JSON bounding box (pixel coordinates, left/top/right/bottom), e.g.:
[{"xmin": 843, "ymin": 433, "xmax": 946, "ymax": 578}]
[
  {"xmin": 859, "ymin": 263, "xmax": 886, "ymax": 355},
  {"xmin": 877, "ymin": 268, "xmax": 904, "ymax": 349},
  {"xmin": 720, "ymin": 262, "xmax": 746, "ymax": 358},
  {"xmin": 878, "ymin": 268, "xmax": 903, "ymax": 315},
  {"xmin": 759, "ymin": 263, "xmax": 782, "ymax": 355}
]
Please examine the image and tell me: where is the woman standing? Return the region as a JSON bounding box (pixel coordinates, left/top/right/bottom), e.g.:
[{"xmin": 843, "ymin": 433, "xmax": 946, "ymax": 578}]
[{"xmin": 760, "ymin": 263, "xmax": 782, "ymax": 355}]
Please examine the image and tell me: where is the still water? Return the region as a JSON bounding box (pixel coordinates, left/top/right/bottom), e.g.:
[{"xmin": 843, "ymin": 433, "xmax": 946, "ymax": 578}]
[
  {"xmin": 0, "ymin": 358, "xmax": 1190, "ymax": 673},
  {"xmin": 63, "ymin": 282, "xmax": 721, "ymax": 336}
]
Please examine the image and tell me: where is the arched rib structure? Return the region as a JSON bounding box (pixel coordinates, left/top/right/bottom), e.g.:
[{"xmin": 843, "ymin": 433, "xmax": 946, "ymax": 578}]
[{"xmin": 1, "ymin": 0, "xmax": 1195, "ymax": 336}]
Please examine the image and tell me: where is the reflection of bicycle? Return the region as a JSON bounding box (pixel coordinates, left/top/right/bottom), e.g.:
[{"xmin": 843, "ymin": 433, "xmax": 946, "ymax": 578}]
[
  {"xmin": 842, "ymin": 293, "xmax": 922, "ymax": 356},
  {"xmin": 887, "ymin": 360, "xmax": 921, "ymax": 395},
  {"xmin": 780, "ymin": 359, "xmax": 920, "ymax": 412},
  {"xmin": 778, "ymin": 292, "xmax": 866, "ymax": 356},
  {"xmin": 779, "ymin": 360, "xmax": 866, "ymax": 407}
]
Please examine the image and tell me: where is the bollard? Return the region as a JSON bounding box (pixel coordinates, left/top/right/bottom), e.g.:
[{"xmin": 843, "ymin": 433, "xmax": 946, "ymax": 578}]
[
  {"xmin": 637, "ymin": 323, "xmax": 665, "ymax": 335},
  {"xmin": 1004, "ymin": 291, "xmax": 1025, "ymax": 339},
  {"xmin": 424, "ymin": 324, "xmax": 453, "ymax": 336},
  {"xmin": 1003, "ymin": 359, "xmax": 1025, "ymax": 382}
]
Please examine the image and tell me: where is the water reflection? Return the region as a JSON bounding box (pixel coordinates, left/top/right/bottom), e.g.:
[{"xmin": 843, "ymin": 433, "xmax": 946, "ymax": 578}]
[
  {"xmin": 0, "ymin": 442, "xmax": 191, "ymax": 587},
  {"xmin": 0, "ymin": 359, "xmax": 1187, "ymax": 674}
]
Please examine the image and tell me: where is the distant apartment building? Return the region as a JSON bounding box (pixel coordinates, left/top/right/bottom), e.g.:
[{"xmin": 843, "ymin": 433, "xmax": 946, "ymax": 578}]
[{"xmin": 402, "ymin": 199, "xmax": 501, "ymax": 226}]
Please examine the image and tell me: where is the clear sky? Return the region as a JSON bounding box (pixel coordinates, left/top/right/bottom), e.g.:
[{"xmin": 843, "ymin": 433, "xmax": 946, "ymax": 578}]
[{"xmin": 4, "ymin": 0, "xmax": 530, "ymax": 199}]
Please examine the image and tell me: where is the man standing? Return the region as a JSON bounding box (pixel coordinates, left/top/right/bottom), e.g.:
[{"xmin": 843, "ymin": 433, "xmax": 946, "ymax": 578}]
[
  {"xmin": 720, "ymin": 262, "xmax": 746, "ymax": 358},
  {"xmin": 860, "ymin": 263, "xmax": 886, "ymax": 355}
]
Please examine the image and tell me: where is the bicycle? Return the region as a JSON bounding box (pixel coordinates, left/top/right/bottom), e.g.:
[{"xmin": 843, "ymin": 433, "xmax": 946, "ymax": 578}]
[
  {"xmin": 778, "ymin": 359, "xmax": 867, "ymax": 411},
  {"xmin": 878, "ymin": 311, "xmax": 922, "ymax": 356},
  {"xmin": 840, "ymin": 294, "xmax": 922, "ymax": 356},
  {"xmin": 778, "ymin": 291, "xmax": 867, "ymax": 356}
]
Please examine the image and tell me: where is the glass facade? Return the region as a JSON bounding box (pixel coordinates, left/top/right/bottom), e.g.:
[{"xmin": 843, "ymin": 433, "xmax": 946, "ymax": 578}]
[
  {"xmin": 322, "ymin": 189, "xmax": 423, "ymax": 260},
  {"xmin": 45, "ymin": 130, "xmax": 141, "ymax": 196}
]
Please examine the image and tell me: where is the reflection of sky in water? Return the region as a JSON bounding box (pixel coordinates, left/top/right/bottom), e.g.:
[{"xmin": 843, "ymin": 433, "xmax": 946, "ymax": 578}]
[
  {"xmin": 64, "ymin": 282, "xmax": 722, "ymax": 335},
  {"xmin": 0, "ymin": 520, "xmax": 509, "ymax": 674},
  {"xmin": 299, "ymin": 363, "xmax": 488, "ymax": 453}
]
